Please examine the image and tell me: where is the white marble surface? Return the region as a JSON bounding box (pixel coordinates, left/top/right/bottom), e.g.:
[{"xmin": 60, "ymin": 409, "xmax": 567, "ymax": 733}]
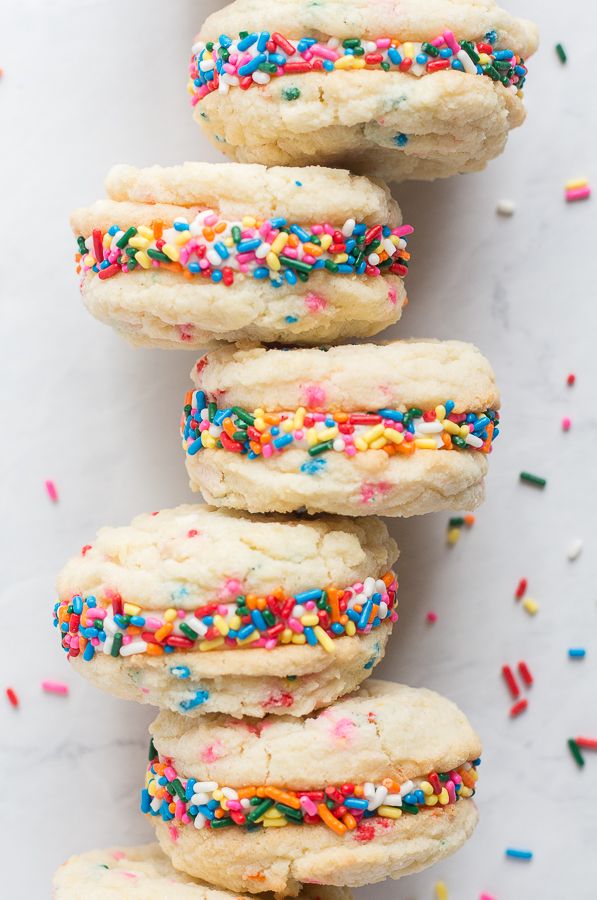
[{"xmin": 1, "ymin": 1, "xmax": 596, "ymax": 897}]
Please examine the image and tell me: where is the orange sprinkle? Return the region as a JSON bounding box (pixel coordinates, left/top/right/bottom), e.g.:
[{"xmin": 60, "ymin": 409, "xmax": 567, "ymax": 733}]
[
  {"xmin": 259, "ymin": 432, "xmax": 272, "ymax": 445},
  {"xmin": 382, "ymin": 444, "xmax": 396, "ymax": 456},
  {"xmin": 317, "ymin": 804, "xmax": 347, "ymax": 836},
  {"xmin": 342, "ymin": 813, "xmax": 357, "ymax": 830},
  {"xmin": 382, "ymin": 571, "xmax": 394, "ymax": 587},
  {"xmin": 214, "ymin": 808, "xmax": 226, "ymax": 819},
  {"xmin": 264, "ymin": 413, "xmax": 281, "ymax": 425},
  {"xmin": 441, "ymin": 433, "xmax": 453, "ymax": 449},
  {"xmin": 354, "ymin": 784, "xmax": 364, "ymax": 798},
  {"xmin": 249, "ymin": 441, "xmax": 262, "ymax": 455},
  {"xmin": 202, "ymin": 227, "xmax": 215, "ymax": 241},
  {"xmin": 222, "ymin": 418, "xmax": 237, "ymax": 439},
  {"xmin": 256, "ymin": 596, "xmax": 267, "ymax": 611},
  {"xmin": 303, "ymin": 242, "xmax": 323, "ymax": 256},
  {"xmin": 146, "ymin": 643, "xmax": 164, "ymax": 656},
  {"xmin": 152, "ymin": 221, "xmax": 163, "ymax": 240},
  {"xmin": 160, "ymin": 261, "xmax": 183, "ymax": 274},
  {"xmin": 215, "ymin": 222, "xmax": 227, "ymax": 234},
  {"xmin": 464, "ymin": 514, "xmax": 476, "ymax": 526},
  {"xmin": 154, "ymin": 623, "xmax": 173, "ymax": 642},
  {"xmin": 287, "ymin": 233, "xmax": 300, "ymax": 249},
  {"xmin": 328, "ymin": 589, "xmax": 341, "ymax": 623},
  {"xmin": 237, "ymin": 787, "xmax": 258, "ymax": 800},
  {"xmin": 246, "ymin": 594, "xmax": 259, "ymax": 610},
  {"xmin": 263, "ymin": 787, "xmax": 301, "ymax": 809},
  {"xmin": 396, "ymin": 440, "xmax": 416, "ymax": 455},
  {"xmin": 481, "ymin": 421, "xmax": 494, "ymax": 453}
]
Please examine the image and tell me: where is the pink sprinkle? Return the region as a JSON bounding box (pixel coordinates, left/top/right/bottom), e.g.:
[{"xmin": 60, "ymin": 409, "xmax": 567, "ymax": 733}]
[
  {"xmin": 42, "ymin": 680, "xmax": 69, "ymax": 696},
  {"xmin": 300, "ymin": 795, "xmax": 318, "ymax": 816},
  {"xmin": 311, "ymin": 44, "xmax": 340, "ymax": 61},
  {"xmin": 305, "ymin": 291, "xmax": 327, "ymax": 312},
  {"xmin": 566, "ymin": 186, "xmax": 591, "ymax": 202},
  {"xmin": 387, "ymin": 286, "xmax": 398, "ymax": 306},
  {"xmin": 480, "ymin": 895, "xmax": 497, "ymax": 900},
  {"xmin": 376, "ymin": 38, "xmax": 392, "ymax": 49},
  {"xmin": 45, "ymin": 480, "xmax": 59, "ymax": 503},
  {"xmin": 168, "ymin": 826, "xmax": 178, "ymax": 842},
  {"xmin": 302, "ymin": 383, "xmax": 327, "ymax": 408},
  {"xmin": 562, "ymin": 417, "xmax": 571, "ymax": 431},
  {"xmin": 426, "ymin": 611, "xmax": 438, "ymax": 623}
]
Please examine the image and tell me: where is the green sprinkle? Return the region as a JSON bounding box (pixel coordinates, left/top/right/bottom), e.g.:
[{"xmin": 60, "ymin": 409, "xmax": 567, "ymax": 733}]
[
  {"xmin": 146, "ymin": 248, "xmax": 170, "ymax": 262},
  {"xmin": 324, "ymin": 260, "xmax": 339, "ymax": 273},
  {"xmin": 262, "ymin": 609, "xmax": 276, "ymax": 627},
  {"xmin": 206, "ymin": 41, "xmax": 215, "ymax": 51},
  {"xmin": 77, "ymin": 235, "xmax": 87, "ymax": 254},
  {"xmin": 239, "ymin": 31, "xmax": 249, "ymax": 39},
  {"xmin": 110, "ymin": 632, "xmax": 123, "ymax": 657},
  {"xmin": 232, "ymin": 431, "xmax": 248, "ymax": 442},
  {"xmin": 381, "ymin": 61, "xmax": 390, "ymax": 71},
  {"xmin": 247, "ymin": 798, "xmax": 274, "ymax": 822},
  {"xmin": 422, "ymin": 42, "xmax": 440, "ymax": 57},
  {"xmin": 148, "ymin": 738, "xmax": 157, "ymax": 761},
  {"xmin": 170, "ymin": 778, "xmax": 186, "ymax": 801},
  {"xmin": 116, "ymin": 226, "xmax": 137, "ymax": 249},
  {"xmin": 286, "ymin": 675, "xmax": 297, "ymax": 681},
  {"xmin": 179, "ymin": 623, "xmax": 199, "ymax": 640},
  {"xmin": 308, "ymin": 440, "xmax": 334, "ymax": 457},
  {"xmin": 484, "ymin": 65, "xmax": 500, "ymax": 81},
  {"xmin": 208, "ymin": 402, "xmax": 217, "ymax": 423},
  {"xmin": 461, "ymin": 41, "xmax": 480, "ymax": 64},
  {"xmin": 279, "ymin": 255, "xmax": 312, "ymax": 274},
  {"xmin": 232, "ymin": 406, "xmax": 255, "ymax": 426},
  {"xmin": 568, "ymin": 738, "xmax": 585, "ymax": 768},
  {"xmin": 520, "ymin": 471, "xmax": 547, "ymax": 488},
  {"xmin": 452, "ymin": 435, "xmax": 467, "ymax": 449},
  {"xmin": 282, "ymin": 86, "xmax": 301, "ymax": 101},
  {"xmin": 275, "ymin": 803, "xmax": 304, "ymax": 821},
  {"xmin": 401, "ymin": 803, "xmax": 419, "ymax": 815},
  {"xmin": 317, "ymin": 591, "xmax": 328, "ymax": 610},
  {"xmin": 342, "ymin": 38, "xmax": 361, "ymax": 48},
  {"xmin": 297, "ymin": 270, "xmax": 310, "ymax": 282},
  {"xmin": 260, "ymin": 62, "xmax": 278, "ymax": 74},
  {"xmin": 449, "ymin": 517, "xmax": 465, "ymax": 527},
  {"xmin": 210, "ymin": 817, "xmax": 234, "ymax": 829},
  {"xmin": 231, "ymin": 226, "xmax": 242, "ymax": 244},
  {"xmin": 353, "ymin": 46, "xmax": 365, "ymax": 56},
  {"xmin": 555, "ymin": 43, "xmax": 567, "ymax": 64}
]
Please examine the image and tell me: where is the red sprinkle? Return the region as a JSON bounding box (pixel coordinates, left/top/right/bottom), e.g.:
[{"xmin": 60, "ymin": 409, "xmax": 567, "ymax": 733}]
[
  {"xmin": 515, "ymin": 578, "xmax": 527, "ymax": 600},
  {"xmin": 510, "ymin": 698, "xmax": 528, "ymax": 717},
  {"xmin": 562, "ymin": 417, "xmax": 571, "ymax": 431},
  {"xmin": 45, "ymin": 480, "xmax": 59, "ymax": 503},
  {"xmin": 518, "ymin": 661, "xmax": 533, "ymax": 686},
  {"xmin": 426, "ymin": 611, "xmax": 438, "ymax": 624},
  {"xmin": 5, "ymin": 688, "xmax": 18, "ymax": 708},
  {"xmin": 272, "ymin": 32, "xmax": 296, "ymax": 56},
  {"xmin": 427, "ymin": 58, "xmax": 451, "ymax": 72},
  {"xmin": 98, "ymin": 263, "xmax": 120, "ymax": 280},
  {"xmin": 567, "ymin": 373, "xmax": 576, "ymax": 386},
  {"xmin": 576, "ymin": 737, "xmax": 597, "ymax": 750},
  {"xmin": 502, "ymin": 665, "xmax": 520, "ymax": 699}
]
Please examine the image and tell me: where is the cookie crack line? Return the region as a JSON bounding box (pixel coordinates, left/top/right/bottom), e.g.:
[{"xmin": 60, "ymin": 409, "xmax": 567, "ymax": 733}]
[{"xmin": 190, "ymin": 29, "xmax": 529, "ymax": 105}]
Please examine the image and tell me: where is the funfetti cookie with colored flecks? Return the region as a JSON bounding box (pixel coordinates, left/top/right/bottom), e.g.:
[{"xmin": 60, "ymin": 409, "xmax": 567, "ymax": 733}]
[
  {"xmin": 190, "ymin": 0, "xmax": 538, "ymax": 181},
  {"xmin": 70, "ymin": 162, "xmax": 412, "ymax": 348},
  {"xmin": 54, "ymin": 506, "xmax": 398, "ymax": 718}
]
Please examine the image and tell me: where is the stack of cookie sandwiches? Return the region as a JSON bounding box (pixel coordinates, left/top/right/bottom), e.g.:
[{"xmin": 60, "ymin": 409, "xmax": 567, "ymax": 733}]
[{"xmin": 55, "ymin": 0, "xmax": 538, "ymax": 895}]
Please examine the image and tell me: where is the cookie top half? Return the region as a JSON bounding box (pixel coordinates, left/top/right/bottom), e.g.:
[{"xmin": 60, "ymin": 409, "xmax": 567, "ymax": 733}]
[
  {"xmin": 192, "ymin": 340, "xmax": 500, "ymax": 414},
  {"xmin": 57, "ymin": 505, "xmax": 398, "ymax": 612},
  {"xmin": 151, "ymin": 679, "xmax": 482, "ymax": 787},
  {"xmin": 199, "ymin": 0, "xmax": 538, "ymax": 58}
]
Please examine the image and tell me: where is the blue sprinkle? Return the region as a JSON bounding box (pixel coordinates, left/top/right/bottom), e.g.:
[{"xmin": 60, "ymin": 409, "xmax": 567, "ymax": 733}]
[
  {"xmin": 72, "ymin": 595, "xmax": 83, "ymax": 615},
  {"xmin": 213, "ymin": 408, "xmax": 231, "ymax": 426},
  {"xmin": 238, "ymin": 624, "xmax": 256, "ymax": 641},
  {"xmin": 284, "ymin": 270, "xmax": 298, "ymax": 284},
  {"xmin": 300, "ymin": 458, "xmax": 326, "ymax": 475},
  {"xmin": 185, "ymin": 778, "xmax": 197, "ymax": 801},
  {"xmin": 323, "ymin": 60, "xmax": 335, "ymax": 71},
  {"xmin": 237, "ymin": 238, "xmax": 262, "ymax": 253},
  {"xmin": 160, "ymin": 800, "xmax": 174, "ymax": 821},
  {"xmin": 187, "ymin": 437, "xmax": 203, "ymax": 456},
  {"xmin": 505, "ymin": 849, "xmax": 533, "ymax": 860},
  {"xmin": 285, "ymin": 315, "xmax": 299, "ymax": 323},
  {"xmin": 388, "ymin": 48, "xmax": 402, "ymax": 65},
  {"xmin": 189, "ymin": 262, "xmax": 201, "ymax": 274},
  {"xmin": 416, "ymin": 53, "xmax": 428, "ymax": 64},
  {"xmin": 219, "ymin": 34, "xmax": 232, "ymax": 49},
  {"xmin": 295, "ymin": 181, "xmax": 302, "ymax": 186},
  {"xmin": 108, "ymin": 225, "xmax": 119, "ymax": 236},
  {"xmin": 331, "ymin": 623, "xmax": 345, "ymax": 635},
  {"xmin": 439, "ymin": 47, "xmax": 453, "ymax": 58},
  {"xmin": 273, "ymin": 433, "xmax": 294, "ymax": 450},
  {"xmin": 251, "ymin": 609, "xmax": 267, "ymax": 631},
  {"xmin": 297, "ymin": 38, "xmax": 317, "ymax": 52},
  {"xmin": 268, "ymin": 52, "xmax": 286, "ymax": 66},
  {"xmin": 290, "ymin": 224, "xmax": 311, "ymax": 242},
  {"xmin": 445, "ymin": 400, "xmax": 455, "ymax": 414},
  {"xmin": 568, "ymin": 648, "xmax": 586, "ymax": 658},
  {"xmin": 393, "ymin": 132, "xmax": 409, "ymax": 147},
  {"xmin": 270, "ymin": 217, "xmax": 287, "ymax": 228},
  {"xmin": 83, "ymin": 642, "xmax": 95, "ymax": 661},
  {"xmin": 180, "ymin": 690, "xmax": 209, "ymax": 711},
  {"xmin": 214, "ymin": 241, "xmax": 229, "ymax": 259},
  {"xmin": 451, "ymin": 59, "xmax": 464, "ymax": 71},
  {"xmin": 485, "ymin": 30, "xmax": 498, "ymax": 45},
  {"xmin": 353, "ymin": 224, "xmax": 367, "ymax": 235},
  {"xmin": 257, "ymin": 31, "xmax": 270, "ymax": 52},
  {"xmin": 357, "ymin": 599, "xmax": 373, "ymax": 631},
  {"xmin": 237, "ymin": 32, "xmax": 258, "ymax": 51},
  {"xmin": 337, "ymin": 264, "xmax": 353, "ymax": 273},
  {"xmin": 494, "ymin": 49, "xmax": 514, "ymax": 60},
  {"xmin": 253, "ymin": 267, "xmax": 269, "ymax": 280},
  {"xmin": 87, "ymin": 597, "xmax": 97, "ymax": 608},
  {"xmin": 130, "ymin": 616, "xmax": 145, "ymax": 627},
  {"xmin": 140, "ymin": 789, "xmax": 151, "ymax": 813},
  {"xmin": 294, "ymin": 589, "xmax": 323, "ymax": 603},
  {"xmin": 304, "ymin": 626, "xmax": 317, "ymax": 646},
  {"xmin": 345, "ymin": 798, "xmax": 368, "ymax": 811},
  {"xmin": 170, "ymin": 665, "xmax": 191, "ymax": 679}
]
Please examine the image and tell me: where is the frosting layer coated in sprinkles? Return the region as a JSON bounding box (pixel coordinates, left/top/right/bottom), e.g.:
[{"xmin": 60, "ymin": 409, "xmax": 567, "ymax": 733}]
[
  {"xmin": 53, "ymin": 571, "xmax": 397, "ymax": 660},
  {"xmin": 182, "ymin": 396, "xmax": 500, "ymax": 460},
  {"xmin": 75, "ymin": 214, "xmax": 412, "ymax": 287},
  {"xmin": 189, "ymin": 29, "xmax": 528, "ymax": 103},
  {"xmin": 143, "ymin": 753, "xmax": 479, "ymax": 834}
]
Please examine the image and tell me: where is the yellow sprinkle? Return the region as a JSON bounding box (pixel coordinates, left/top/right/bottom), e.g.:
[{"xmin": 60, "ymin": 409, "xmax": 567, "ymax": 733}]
[
  {"xmin": 135, "ymin": 250, "xmax": 151, "ymax": 269},
  {"xmin": 174, "ymin": 232, "xmax": 191, "ymax": 246},
  {"xmin": 266, "ymin": 251, "xmax": 281, "ymax": 272},
  {"xmin": 300, "ymin": 614, "xmax": 320, "ymax": 627},
  {"xmin": 377, "ymin": 806, "xmax": 402, "ymax": 819},
  {"xmin": 334, "ymin": 55, "xmax": 363, "ymax": 69},
  {"xmin": 459, "ymin": 425, "xmax": 471, "ymax": 439},
  {"xmin": 253, "ymin": 418, "xmax": 266, "ymax": 432},
  {"xmin": 363, "ymin": 424, "xmax": 385, "ymax": 444},
  {"xmin": 237, "ymin": 631, "xmax": 260, "ymax": 646},
  {"xmin": 566, "ymin": 178, "xmax": 588, "ymax": 190},
  {"xmin": 438, "ymin": 788, "xmax": 450, "ymax": 806},
  {"xmin": 293, "ymin": 407, "xmax": 306, "ymax": 429},
  {"xmin": 262, "ymin": 818, "xmax": 288, "ymax": 827},
  {"xmin": 314, "ymin": 625, "xmax": 336, "ymax": 654},
  {"xmin": 201, "ymin": 432, "xmax": 216, "ymax": 449},
  {"xmin": 478, "ymin": 52, "xmax": 491, "ymax": 65},
  {"xmin": 270, "ymin": 232, "xmax": 289, "ymax": 255},
  {"xmin": 199, "ymin": 637, "xmax": 225, "ymax": 651},
  {"xmin": 212, "ymin": 789, "xmax": 223, "ymax": 801},
  {"xmin": 164, "ymin": 609, "xmax": 177, "ymax": 622},
  {"xmin": 442, "ymin": 420, "xmax": 460, "ymax": 435},
  {"xmin": 83, "ymin": 254, "xmax": 96, "ymax": 267},
  {"xmin": 419, "ymin": 781, "xmax": 433, "ymax": 796},
  {"xmin": 460, "ymin": 785, "xmax": 473, "ymax": 798},
  {"xmin": 523, "ymin": 597, "xmax": 539, "ymax": 616},
  {"xmin": 263, "ymin": 807, "xmax": 284, "ymax": 819},
  {"xmin": 213, "ymin": 615, "xmax": 229, "ymax": 636},
  {"xmin": 414, "ymin": 438, "xmax": 438, "ymax": 450},
  {"xmin": 345, "ymin": 621, "xmax": 356, "ymax": 637},
  {"xmin": 220, "ymin": 799, "xmax": 228, "ymax": 811},
  {"xmin": 123, "ymin": 602, "xmax": 141, "ymax": 616},
  {"xmin": 383, "ymin": 428, "xmax": 404, "ymax": 444},
  {"xmin": 128, "ymin": 235, "xmax": 150, "ymax": 250},
  {"xmin": 403, "ymin": 42, "xmax": 415, "ymax": 57},
  {"xmin": 447, "ymin": 527, "xmax": 461, "ymax": 546},
  {"xmin": 318, "ymin": 426, "xmax": 338, "ymax": 442},
  {"xmin": 102, "ymin": 233, "xmax": 111, "ymax": 248},
  {"xmin": 138, "ymin": 226, "xmax": 154, "ymax": 239},
  {"xmin": 425, "ymin": 794, "xmax": 439, "ymax": 806},
  {"xmin": 281, "ymin": 628, "xmax": 293, "ymax": 644},
  {"xmin": 148, "ymin": 782, "xmax": 157, "ymax": 797},
  {"xmin": 229, "ymin": 615, "xmax": 242, "ymax": 631},
  {"xmin": 241, "ymin": 216, "xmax": 257, "ymax": 228},
  {"xmin": 162, "ymin": 243, "xmax": 180, "ymax": 262},
  {"xmin": 291, "ymin": 633, "xmax": 307, "ymax": 645},
  {"xmin": 306, "ymin": 428, "xmax": 319, "ymax": 447},
  {"xmin": 319, "ymin": 234, "xmax": 333, "ymax": 251},
  {"xmin": 224, "ymin": 237, "xmax": 234, "ymax": 247},
  {"xmin": 333, "ymin": 253, "xmax": 349, "ymax": 264},
  {"xmin": 281, "ymin": 417, "xmax": 294, "ymax": 433},
  {"xmin": 253, "ymin": 408, "xmax": 265, "ymax": 418},
  {"xmin": 370, "ymin": 437, "xmax": 386, "ymax": 450},
  {"xmin": 435, "ymin": 404, "xmax": 446, "ymax": 421},
  {"xmin": 435, "ymin": 881, "xmax": 449, "ymax": 900},
  {"xmin": 354, "ymin": 437, "xmax": 368, "ymax": 452}
]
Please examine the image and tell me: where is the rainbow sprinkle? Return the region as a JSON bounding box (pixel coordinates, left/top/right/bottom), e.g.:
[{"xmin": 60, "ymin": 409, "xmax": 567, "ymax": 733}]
[
  {"xmin": 75, "ymin": 214, "xmax": 412, "ymax": 287},
  {"xmin": 143, "ymin": 751, "xmax": 479, "ymax": 834},
  {"xmin": 189, "ymin": 30, "xmax": 528, "ymax": 105},
  {"xmin": 53, "ymin": 571, "xmax": 397, "ymax": 660},
  {"xmin": 182, "ymin": 396, "xmax": 499, "ymax": 460}
]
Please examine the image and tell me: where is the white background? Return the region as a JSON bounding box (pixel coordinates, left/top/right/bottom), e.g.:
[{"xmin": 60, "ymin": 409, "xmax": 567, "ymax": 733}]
[{"xmin": 1, "ymin": 1, "xmax": 596, "ymax": 898}]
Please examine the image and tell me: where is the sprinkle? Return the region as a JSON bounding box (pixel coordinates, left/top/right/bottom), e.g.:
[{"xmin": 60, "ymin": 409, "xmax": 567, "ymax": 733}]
[
  {"xmin": 510, "ymin": 698, "xmax": 528, "ymax": 717},
  {"xmin": 515, "ymin": 578, "xmax": 527, "ymax": 600},
  {"xmin": 555, "ymin": 43, "xmax": 567, "ymax": 63},
  {"xmin": 505, "ymin": 848, "xmax": 533, "ymax": 860},
  {"xmin": 480, "ymin": 895, "xmax": 497, "ymax": 900},
  {"xmin": 45, "ymin": 480, "xmax": 59, "ymax": 502},
  {"xmin": 566, "ymin": 538, "xmax": 583, "ymax": 560},
  {"xmin": 567, "ymin": 373, "xmax": 576, "ymax": 386},
  {"xmin": 519, "ymin": 471, "xmax": 546, "ymax": 488},
  {"xmin": 447, "ymin": 527, "xmax": 461, "ymax": 546},
  {"xmin": 496, "ymin": 199, "xmax": 515, "ymax": 216},
  {"xmin": 576, "ymin": 737, "xmax": 597, "ymax": 749},
  {"xmin": 501, "ymin": 665, "xmax": 520, "ymax": 699},
  {"xmin": 522, "ymin": 597, "xmax": 539, "ymax": 616},
  {"xmin": 435, "ymin": 881, "xmax": 448, "ymax": 900},
  {"xmin": 568, "ymin": 738, "xmax": 585, "ymax": 768},
  {"xmin": 463, "ymin": 514, "xmax": 476, "ymax": 527},
  {"xmin": 518, "ymin": 661, "xmax": 533, "ymax": 686},
  {"xmin": 42, "ymin": 680, "xmax": 69, "ymax": 696},
  {"xmin": 568, "ymin": 648, "xmax": 586, "ymax": 659},
  {"xmin": 5, "ymin": 688, "xmax": 19, "ymax": 708},
  {"xmin": 565, "ymin": 179, "xmax": 591, "ymax": 202},
  {"xmin": 426, "ymin": 611, "xmax": 438, "ymax": 624}
]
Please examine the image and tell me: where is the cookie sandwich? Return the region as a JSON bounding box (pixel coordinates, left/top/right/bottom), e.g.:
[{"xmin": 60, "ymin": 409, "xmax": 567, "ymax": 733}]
[
  {"xmin": 182, "ymin": 340, "xmax": 500, "ymax": 516},
  {"xmin": 190, "ymin": 0, "xmax": 538, "ymax": 181},
  {"xmin": 71, "ymin": 162, "xmax": 412, "ymax": 348},
  {"xmin": 53, "ymin": 506, "xmax": 398, "ymax": 718},
  {"xmin": 144, "ymin": 680, "xmax": 481, "ymax": 895},
  {"xmin": 52, "ymin": 843, "xmax": 351, "ymax": 899}
]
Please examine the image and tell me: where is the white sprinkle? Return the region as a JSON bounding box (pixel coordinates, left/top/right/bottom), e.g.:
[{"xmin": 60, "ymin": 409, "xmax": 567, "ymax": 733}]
[
  {"xmin": 119, "ymin": 640, "xmax": 148, "ymax": 657},
  {"xmin": 252, "ymin": 71, "xmax": 270, "ymax": 85},
  {"xmin": 368, "ymin": 253, "xmax": 381, "ymax": 266},
  {"xmin": 465, "ymin": 433, "xmax": 484, "ymax": 449},
  {"xmin": 333, "ymin": 438, "xmax": 346, "ymax": 452},
  {"xmin": 342, "ymin": 218, "xmax": 356, "ymax": 237},
  {"xmin": 567, "ymin": 538, "xmax": 583, "ymax": 561},
  {"xmin": 193, "ymin": 813, "xmax": 207, "ymax": 830},
  {"xmin": 218, "ymin": 80, "xmax": 230, "ymax": 95},
  {"xmin": 255, "ymin": 242, "xmax": 271, "ymax": 259},
  {"xmin": 199, "ymin": 59, "xmax": 215, "ymax": 72},
  {"xmin": 194, "ymin": 781, "xmax": 218, "ymax": 792},
  {"xmin": 496, "ymin": 199, "xmax": 516, "ymax": 216}
]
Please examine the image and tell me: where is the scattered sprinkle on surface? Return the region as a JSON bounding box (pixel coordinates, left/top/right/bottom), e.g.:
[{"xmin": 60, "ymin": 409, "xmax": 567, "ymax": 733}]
[
  {"xmin": 5, "ymin": 687, "xmax": 18, "ymax": 708},
  {"xmin": 45, "ymin": 479, "xmax": 59, "ymax": 502},
  {"xmin": 566, "ymin": 538, "xmax": 583, "ymax": 560},
  {"xmin": 505, "ymin": 848, "xmax": 533, "ymax": 860},
  {"xmin": 568, "ymin": 738, "xmax": 585, "ymax": 768},
  {"xmin": 519, "ymin": 471, "xmax": 546, "ymax": 488},
  {"xmin": 41, "ymin": 680, "xmax": 69, "ymax": 696},
  {"xmin": 496, "ymin": 199, "xmax": 515, "ymax": 216}
]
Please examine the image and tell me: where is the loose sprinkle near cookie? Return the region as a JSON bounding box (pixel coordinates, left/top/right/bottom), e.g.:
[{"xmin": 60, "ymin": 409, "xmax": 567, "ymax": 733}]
[
  {"xmin": 182, "ymin": 394, "xmax": 499, "ymax": 462},
  {"xmin": 496, "ymin": 199, "xmax": 516, "ymax": 216},
  {"xmin": 565, "ymin": 179, "xmax": 591, "ymax": 202},
  {"xmin": 519, "ymin": 471, "xmax": 546, "ymax": 488},
  {"xmin": 189, "ymin": 30, "xmax": 528, "ymax": 105},
  {"xmin": 5, "ymin": 687, "xmax": 19, "ymax": 708},
  {"xmin": 568, "ymin": 648, "xmax": 586, "ymax": 659},
  {"xmin": 501, "ymin": 665, "xmax": 520, "ymax": 699},
  {"xmin": 54, "ymin": 571, "xmax": 398, "ymax": 660},
  {"xmin": 567, "ymin": 372, "xmax": 576, "ymax": 386},
  {"xmin": 522, "ymin": 597, "xmax": 539, "ymax": 616},
  {"xmin": 143, "ymin": 751, "xmax": 479, "ymax": 834},
  {"xmin": 566, "ymin": 538, "xmax": 583, "ymax": 560},
  {"xmin": 75, "ymin": 215, "xmax": 412, "ymax": 288},
  {"xmin": 42, "ymin": 680, "xmax": 69, "ymax": 696},
  {"xmin": 510, "ymin": 699, "xmax": 528, "ymax": 718},
  {"xmin": 555, "ymin": 43, "xmax": 567, "ymax": 63},
  {"xmin": 562, "ymin": 416, "xmax": 571, "ymax": 431},
  {"xmin": 45, "ymin": 479, "xmax": 59, "ymax": 502},
  {"xmin": 568, "ymin": 739, "xmax": 585, "ymax": 768},
  {"xmin": 506, "ymin": 848, "xmax": 533, "ymax": 860},
  {"xmin": 515, "ymin": 578, "xmax": 527, "ymax": 600},
  {"xmin": 576, "ymin": 737, "xmax": 597, "ymax": 749},
  {"xmin": 518, "ymin": 661, "xmax": 533, "ymax": 686}
]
